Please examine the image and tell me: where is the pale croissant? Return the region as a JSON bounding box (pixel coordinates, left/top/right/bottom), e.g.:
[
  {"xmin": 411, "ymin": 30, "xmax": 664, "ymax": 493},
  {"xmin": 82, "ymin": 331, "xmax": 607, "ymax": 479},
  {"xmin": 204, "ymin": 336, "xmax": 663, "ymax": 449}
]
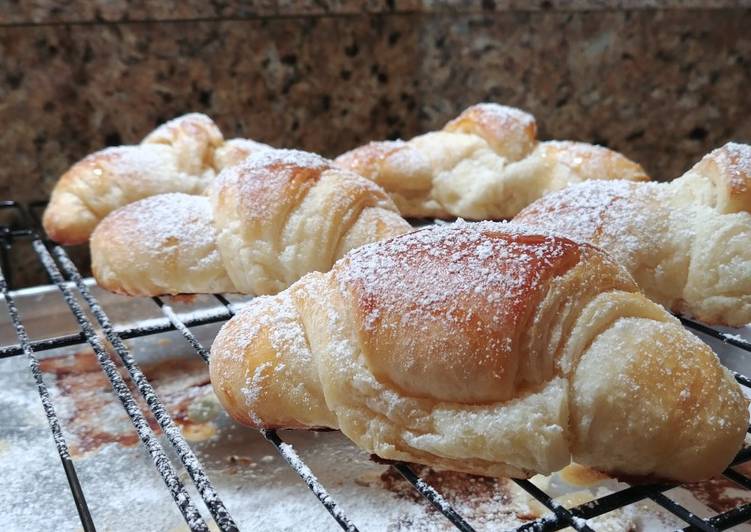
[
  {"xmin": 335, "ymin": 103, "xmax": 649, "ymax": 220},
  {"xmin": 516, "ymin": 142, "xmax": 751, "ymax": 326},
  {"xmin": 43, "ymin": 113, "xmax": 271, "ymax": 245},
  {"xmin": 90, "ymin": 150, "xmax": 411, "ymax": 296},
  {"xmin": 210, "ymin": 222, "xmax": 747, "ymax": 482}
]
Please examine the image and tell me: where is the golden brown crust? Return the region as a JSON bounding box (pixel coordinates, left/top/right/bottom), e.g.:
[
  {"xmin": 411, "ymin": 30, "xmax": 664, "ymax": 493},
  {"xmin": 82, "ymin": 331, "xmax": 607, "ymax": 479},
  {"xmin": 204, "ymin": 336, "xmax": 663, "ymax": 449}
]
[
  {"xmin": 569, "ymin": 309, "xmax": 748, "ymax": 482},
  {"xmin": 142, "ymin": 112, "xmax": 224, "ymax": 167},
  {"xmin": 342, "ymin": 230, "xmax": 583, "ymax": 403},
  {"xmin": 43, "ymin": 144, "xmax": 186, "ymax": 245},
  {"xmin": 210, "ymin": 290, "xmax": 337, "ymax": 430},
  {"xmin": 334, "ymin": 225, "xmax": 639, "ymax": 407},
  {"xmin": 211, "ymin": 150, "xmax": 330, "ymax": 226},
  {"xmin": 42, "ymin": 198, "xmax": 93, "ymax": 246},
  {"xmin": 334, "ymin": 140, "xmax": 435, "ymax": 208},
  {"xmin": 213, "ymin": 137, "xmax": 272, "ymax": 169}
]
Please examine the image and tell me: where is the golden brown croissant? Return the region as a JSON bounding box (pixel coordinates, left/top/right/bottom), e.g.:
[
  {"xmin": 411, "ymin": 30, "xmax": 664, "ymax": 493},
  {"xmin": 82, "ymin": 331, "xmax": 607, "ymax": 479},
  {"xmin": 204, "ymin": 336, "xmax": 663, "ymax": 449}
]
[
  {"xmin": 90, "ymin": 149, "xmax": 412, "ymax": 296},
  {"xmin": 42, "ymin": 113, "xmax": 271, "ymax": 245},
  {"xmin": 334, "ymin": 103, "xmax": 649, "ymax": 220},
  {"xmin": 515, "ymin": 142, "xmax": 751, "ymax": 326},
  {"xmin": 210, "ymin": 221, "xmax": 748, "ymax": 482}
]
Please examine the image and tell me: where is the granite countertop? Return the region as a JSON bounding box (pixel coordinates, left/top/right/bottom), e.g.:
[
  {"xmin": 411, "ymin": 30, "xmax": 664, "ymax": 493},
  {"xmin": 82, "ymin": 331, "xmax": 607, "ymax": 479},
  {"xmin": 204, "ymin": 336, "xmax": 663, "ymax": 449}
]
[{"xmin": 2, "ymin": 0, "xmax": 750, "ymax": 25}]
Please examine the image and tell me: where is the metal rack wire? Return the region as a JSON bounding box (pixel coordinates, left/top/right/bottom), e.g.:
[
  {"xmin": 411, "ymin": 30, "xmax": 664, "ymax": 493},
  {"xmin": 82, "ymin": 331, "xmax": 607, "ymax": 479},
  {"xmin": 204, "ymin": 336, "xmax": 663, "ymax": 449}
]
[{"xmin": 2, "ymin": 200, "xmax": 751, "ymax": 531}]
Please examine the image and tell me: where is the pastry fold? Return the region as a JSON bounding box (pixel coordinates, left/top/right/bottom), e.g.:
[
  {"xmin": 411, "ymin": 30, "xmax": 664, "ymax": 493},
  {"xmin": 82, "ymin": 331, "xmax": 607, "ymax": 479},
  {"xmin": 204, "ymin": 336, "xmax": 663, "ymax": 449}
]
[
  {"xmin": 90, "ymin": 150, "xmax": 411, "ymax": 296},
  {"xmin": 210, "ymin": 222, "xmax": 748, "ymax": 482},
  {"xmin": 335, "ymin": 103, "xmax": 648, "ymax": 220},
  {"xmin": 43, "ymin": 113, "xmax": 270, "ymax": 244},
  {"xmin": 516, "ymin": 142, "xmax": 751, "ymax": 326}
]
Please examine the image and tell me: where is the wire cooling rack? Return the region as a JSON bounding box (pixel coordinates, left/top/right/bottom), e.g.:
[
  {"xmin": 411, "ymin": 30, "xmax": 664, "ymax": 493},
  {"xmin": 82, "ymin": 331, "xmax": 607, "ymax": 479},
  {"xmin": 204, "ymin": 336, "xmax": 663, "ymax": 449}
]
[{"xmin": 1, "ymin": 200, "xmax": 751, "ymax": 531}]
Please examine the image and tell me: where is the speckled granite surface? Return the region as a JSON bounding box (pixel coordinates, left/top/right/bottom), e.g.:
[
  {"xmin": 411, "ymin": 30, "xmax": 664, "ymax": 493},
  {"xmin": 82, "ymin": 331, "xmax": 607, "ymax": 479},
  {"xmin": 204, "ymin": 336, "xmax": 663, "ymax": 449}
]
[
  {"xmin": 1, "ymin": 5, "xmax": 750, "ymax": 286},
  {"xmin": 2, "ymin": 1, "xmax": 750, "ymax": 24}
]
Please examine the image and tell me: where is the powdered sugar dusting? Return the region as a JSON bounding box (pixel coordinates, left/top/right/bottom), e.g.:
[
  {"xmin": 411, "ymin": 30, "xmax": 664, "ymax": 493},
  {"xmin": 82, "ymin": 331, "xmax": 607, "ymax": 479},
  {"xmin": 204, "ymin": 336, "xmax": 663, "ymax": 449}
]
[
  {"xmin": 469, "ymin": 102, "xmax": 536, "ymax": 129},
  {"xmin": 241, "ymin": 362, "xmax": 272, "ymax": 422},
  {"xmin": 96, "ymin": 193, "xmax": 227, "ymax": 280},
  {"xmin": 145, "ymin": 112, "xmax": 216, "ymax": 138},
  {"xmin": 711, "ymin": 142, "xmax": 751, "ymax": 192},
  {"xmin": 5, "ymin": 275, "xmax": 751, "ymax": 530},
  {"xmin": 214, "ymin": 290, "xmax": 322, "ymax": 426},
  {"xmin": 515, "ymin": 179, "xmax": 665, "ymax": 266},
  {"xmin": 211, "ymin": 148, "xmax": 333, "ymax": 224},
  {"xmin": 335, "ymin": 139, "xmax": 408, "ymax": 169},
  {"xmin": 274, "ymin": 440, "xmax": 357, "ymax": 531},
  {"xmin": 540, "ymin": 140, "xmax": 625, "ymax": 171},
  {"xmin": 234, "ymin": 148, "xmax": 331, "ymax": 173},
  {"xmin": 80, "ymin": 144, "xmax": 181, "ymax": 183},
  {"xmin": 220, "ymin": 292, "xmax": 310, "ymax": 368},
  {"xmin": 335, "ymin": 220, "xmax": 583, "ymax": 400},
  {"xmin": 341, "ymin": 220, "xmax": 579, "ymax": 330}
]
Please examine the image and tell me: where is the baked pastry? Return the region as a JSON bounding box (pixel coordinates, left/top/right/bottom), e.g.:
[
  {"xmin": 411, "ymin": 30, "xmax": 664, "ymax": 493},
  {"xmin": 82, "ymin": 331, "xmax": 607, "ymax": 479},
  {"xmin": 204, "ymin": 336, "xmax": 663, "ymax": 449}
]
[
  {"xmin": 43, "ymin": 113, "xmax": 270, "ymax": 245},
  {"xmin": 335, "ymin": 103, "xmax": 649, "ymax": 220},
  {"xmin": 515, "ymin": 142, "xmax": 751, "ymax": 326},
  {"xmin": 210, "ymin": 221, "xmax": 747, "ymax": 482},
  {"xmin": 90, "ymin": 149, "xmax": 412, "ymax": 296}
]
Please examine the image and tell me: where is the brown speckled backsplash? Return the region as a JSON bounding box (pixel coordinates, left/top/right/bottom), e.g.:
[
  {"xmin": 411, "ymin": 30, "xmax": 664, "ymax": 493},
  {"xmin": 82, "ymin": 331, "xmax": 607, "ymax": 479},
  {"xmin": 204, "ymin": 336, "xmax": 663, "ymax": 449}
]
[{"xmin": 1, "ymin": 3, "xmax": 750, "ymax": 286}]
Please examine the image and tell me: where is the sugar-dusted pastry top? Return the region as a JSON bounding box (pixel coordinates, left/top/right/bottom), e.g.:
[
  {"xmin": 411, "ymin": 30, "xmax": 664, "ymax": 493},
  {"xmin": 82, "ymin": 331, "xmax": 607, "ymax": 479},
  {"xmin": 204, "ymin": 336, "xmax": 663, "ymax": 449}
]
[
  {"xmin": 43, "ymin": 113, "xmax": 271, "ymax": 245},
  {"xmin": 335, "ymin": 103, "xmax": 649, "ymax": 220},
  {"xmin": 91, "ymin": 149, "xmax": 412, "ymax": 297},
  {"xmin": 516, "ymin": 142, "xmax": 751, "ymax": 326},
  {"xmin": 210, "ymin": 221, "xmax": 748, "ymax": 482}
]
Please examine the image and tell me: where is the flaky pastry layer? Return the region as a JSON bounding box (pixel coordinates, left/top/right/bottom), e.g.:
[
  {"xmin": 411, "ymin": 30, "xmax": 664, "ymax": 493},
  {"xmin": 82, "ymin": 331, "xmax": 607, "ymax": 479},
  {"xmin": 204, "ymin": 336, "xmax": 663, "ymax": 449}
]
[
  {"xmin": 335, "ymin": 103, "xmax": 648, "ymax": 220},
  {"xmin": 516, "ymin": 142, "xmax": 751, "ymax": 326},
  {"xmin": 210, "ymin": 222, "xmax": 747, "ymax": 481}
]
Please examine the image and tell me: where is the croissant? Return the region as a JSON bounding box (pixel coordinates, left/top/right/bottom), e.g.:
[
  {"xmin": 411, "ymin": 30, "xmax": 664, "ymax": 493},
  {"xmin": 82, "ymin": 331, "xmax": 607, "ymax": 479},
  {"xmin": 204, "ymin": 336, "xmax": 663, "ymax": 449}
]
[
  {"xmin": 515, "ymin": 142, "xmax": 751, "ymax": 326},
  {"xmin": 42, "ymin": 113, "xmax": 271, "ymax": 245},
  {"xmin": 210, "ymin": 221, "xmax": 748, "ymax": 482},
  {"xmin": 90, "ymin": 149, "xmax": 412, "ymax": 296},
  {"xmin": 334, "ymin": 103, "xmax": 649, "ymax": 220}
]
